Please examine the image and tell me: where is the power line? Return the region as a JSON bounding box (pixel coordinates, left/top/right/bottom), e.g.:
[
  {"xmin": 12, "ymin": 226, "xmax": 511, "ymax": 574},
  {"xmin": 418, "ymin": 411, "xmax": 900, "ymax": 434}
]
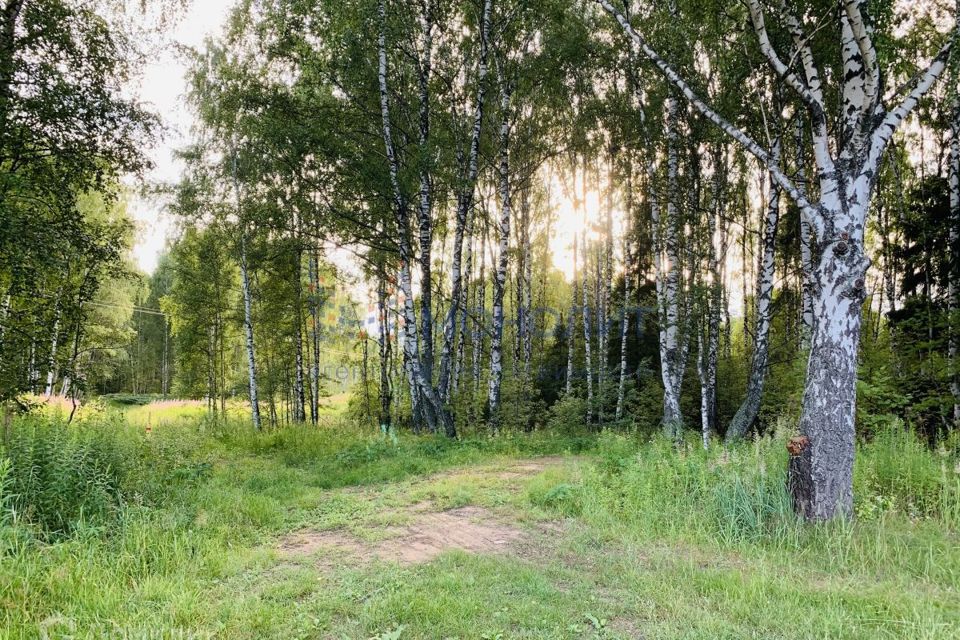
[{"xmin": 83, "ymin": 300, "xmax": 167, "ymax": 317}]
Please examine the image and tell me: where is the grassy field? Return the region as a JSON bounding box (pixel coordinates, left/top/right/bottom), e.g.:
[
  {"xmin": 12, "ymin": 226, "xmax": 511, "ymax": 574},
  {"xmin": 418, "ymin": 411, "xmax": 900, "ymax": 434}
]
[{"xmin": 0, "ymin": 407, "xmax": 958, "ymax": 639}]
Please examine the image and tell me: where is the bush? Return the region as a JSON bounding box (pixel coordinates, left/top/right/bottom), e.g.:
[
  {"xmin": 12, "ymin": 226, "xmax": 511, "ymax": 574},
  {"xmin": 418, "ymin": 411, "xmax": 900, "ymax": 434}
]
[
  {"xmin": 101, "ymin": 393, "xmax": 160, "ymax": 407},
  {"xmin": 546, "ymin": 395, "xmax": 589, "ymax": 434}
]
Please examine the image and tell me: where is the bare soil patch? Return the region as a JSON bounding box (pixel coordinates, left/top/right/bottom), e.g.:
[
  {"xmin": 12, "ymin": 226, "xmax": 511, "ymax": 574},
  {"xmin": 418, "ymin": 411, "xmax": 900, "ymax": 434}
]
[
  {"xmin": 278, "ymin": 455, "xmax": 582, "ymax": 568},
  {"xmin": 429, "ymin": 454, "xmax": 580, "ymax": 483},
  {"xmin": 280, "ymin": 505, "xmax": 526, "ymax": 566}
]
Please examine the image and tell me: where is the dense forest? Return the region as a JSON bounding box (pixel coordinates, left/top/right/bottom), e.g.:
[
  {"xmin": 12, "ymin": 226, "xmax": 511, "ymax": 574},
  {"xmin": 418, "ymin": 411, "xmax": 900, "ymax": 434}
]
[{"xmin": 2, "ymin": 1, "xmax": 960, "ymax": 635}]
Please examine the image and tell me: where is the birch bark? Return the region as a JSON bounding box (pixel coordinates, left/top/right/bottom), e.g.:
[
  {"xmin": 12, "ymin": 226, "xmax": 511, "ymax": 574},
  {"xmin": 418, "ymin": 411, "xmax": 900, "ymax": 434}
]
[
  {"xmin": 378, "ymin": 0, "xmax": 454, "ymax": 436},
  {"xmin": 726, "ymin": 139, "xmax": 782, "ymax": 441},
  {"xmin": 599, "ymin": 0, "xmax": 954, "ymax": 518},
  {"xmin": 486, "ymin": 77, "xmax": 513, "ymax": 427},
  {"xmin": 438, "ymin": 0, "xmax": 492, "ymax": 400}
]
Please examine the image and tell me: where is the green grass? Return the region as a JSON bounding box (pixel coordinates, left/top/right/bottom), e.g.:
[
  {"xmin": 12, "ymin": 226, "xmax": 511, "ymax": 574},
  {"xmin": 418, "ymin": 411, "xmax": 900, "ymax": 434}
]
[{"xmin": 0, "ymin": 412, "xmax": 958, "ymax": 639}]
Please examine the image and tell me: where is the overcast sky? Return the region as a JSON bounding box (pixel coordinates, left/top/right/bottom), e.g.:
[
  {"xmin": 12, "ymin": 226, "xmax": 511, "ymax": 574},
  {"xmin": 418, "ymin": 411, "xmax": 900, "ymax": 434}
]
[{"xmin": 128, "ymin": 0, "xmax": 234, "ymax": 273}]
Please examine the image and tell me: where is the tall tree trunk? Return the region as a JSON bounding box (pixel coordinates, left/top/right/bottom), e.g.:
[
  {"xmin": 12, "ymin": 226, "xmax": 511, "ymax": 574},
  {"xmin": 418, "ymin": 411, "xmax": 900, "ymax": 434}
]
[
  {"xmin": 565, "ymin": 232, "xmax": 578, "ymax": 396},
  {"xmin": 378, "ymin": 0, "xmax": 453, "ymax": 436},
  {"xmin": 292, "ymin": 221, "xmax": 306, "ymax": 423},
  {"xmin": 231, "ymin": 141, "xmax": 262, "ymax": 430},
  {"xmin": 473, "ymin": 220, "xmax": 487, "ymax": 394},
  {"xmin": 438, "ymin": 0, "xmax": 492, "ymax": 400},
  {"xmin": 790, "ymin": 204, "xmax": 870, "ymax": 519},
  {"xmin": 43, "ymin": 302, "xmax": 61, "ymax": 397},
  {"xmin": 486, "ymin": 79, "xmax": 513, "ymax": 428},
  {"xmin": 239, "ymin": 233, "xmax": 262, "ymax": 431},
  {"xmin": 949, "ymin": 95, "xmax": 960, "ymax": 423},
  {"xmin": 581, "ymin": 232, "xmax": 594, "ymax": 423},
  {"xmin": 207, "ymin": 324, "xmax": 215, "ymax": 414},
  {"xmin": 597, "ymin": 157, "xmax": 614, "ymax": 425},
  {"xmin": 522, "ymin": 194, "xmax": 534, "ymax": 378},
  {"xmin": 697, "ymin": 148, "xmax": 724, "ymax": 445},
  {"xmin": 416, "ymin": 1, "xmax": 436, "ymax": 386},
  {"xmin": 308, "ymin": 247, "xmax": 321, "ymax": 424},
  {"xmin": 616, "ymin": 200, "xmax": 632, "ymax": 421},
  {"xmin": 377, "ymin": 269, "xmax": 393, "ymax": 432},
  {"xmin": 726, "ymin": 139, "xmax": 782, "ymax": 442},
  {"xmin": 515, "ymin": 190, "xmax": 533, "ymax": 381},
  {"xmin": 660, "ymin": 93, "xmax": 685, "ymax": 438},
  {"xmin": 453, "ymin": 207, "xmax": 474, "ymax": 396}
]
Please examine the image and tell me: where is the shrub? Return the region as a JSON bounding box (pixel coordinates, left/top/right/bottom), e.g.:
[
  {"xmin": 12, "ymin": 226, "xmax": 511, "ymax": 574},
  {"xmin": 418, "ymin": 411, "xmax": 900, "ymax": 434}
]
[
  {"xmin": 546, "ymin": 395, "xmax": 589, "ymax": 434},
  {"xmin": 101, "ymin": 393, "xmax": 160, "ymax": 407}
]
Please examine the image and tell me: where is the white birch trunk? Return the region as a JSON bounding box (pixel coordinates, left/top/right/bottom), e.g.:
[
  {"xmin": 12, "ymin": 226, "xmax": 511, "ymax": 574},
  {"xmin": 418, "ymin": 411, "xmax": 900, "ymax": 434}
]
[
  {"xmin": 377, "ymin": 270, "xmax": 393, "ymax": 431},
  {"xmin": 660, "ymin": 94, "xmax": 685, "ymax": 438},
  {"xmin": 487, "ymin": 81, "xmax": 512, "ymax": 426},
  {"xmin": 452, "ymin": 209, "xmax": 474, "ymax": 396},
  {"xmin": 43, "ymin": 304, "xmax": 61, "ymax": 398},
  {"xmin": 308, "ymin": 248, "xmax": 321, "ymax": 424},
  {"xmin": 231, "ymin": 143, "xmax": 262, "ymax": 431},
  {"xmin": 565, "ymin": 233, "xmax": 578, "ymax": 396},
  {"xmin": 582, "ymin": 233, "xmax": 594, "ymax": 423},
  {"xmin": 292, "ymin": 215, "xmax": 306, "ymax": 423},
  {"xmin": 439, "ymin": 0, "xmax": 492, "ymax": 400},
  {"xmin": 473, "ymin": 223, "xmax": 487, "ymax": 393},
  {"xmin": 726, "ymin": 139, "xmax": 782, "ymax": 441},
  {"xmin": 949, "ymin": 96, "xmax": 959, "ymax": 422},
  {"xmin": 616, "ymin": 226, "xmax": 632, "ymax": 421},
  {"xmin": 239, "ymin": 233, "xmax": 262, "ymax": 431},
  {"xmin": 416, "ymin": 0, "xmax": 436, "ymax": 385}
]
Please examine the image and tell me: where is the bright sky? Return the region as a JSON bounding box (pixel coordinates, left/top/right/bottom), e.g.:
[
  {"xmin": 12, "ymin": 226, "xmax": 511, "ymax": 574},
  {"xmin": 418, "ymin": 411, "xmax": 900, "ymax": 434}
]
[
  {"xmin": 128, "ymin": 0, "xmax": 235, "ymax": 273},
  {"xmin": 121, "ymin": 0, "xmax": 735, "ymax": 317},
  {"xmin": 124, "ymin": 0, "xmax": 598, "ymax": 279}
]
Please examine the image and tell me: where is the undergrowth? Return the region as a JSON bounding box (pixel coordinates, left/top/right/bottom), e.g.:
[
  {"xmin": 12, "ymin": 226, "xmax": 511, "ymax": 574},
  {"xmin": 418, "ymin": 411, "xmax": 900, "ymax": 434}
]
[{"xmin": 0, "ymin": 410, "xmax": 957, "ymax": 637}]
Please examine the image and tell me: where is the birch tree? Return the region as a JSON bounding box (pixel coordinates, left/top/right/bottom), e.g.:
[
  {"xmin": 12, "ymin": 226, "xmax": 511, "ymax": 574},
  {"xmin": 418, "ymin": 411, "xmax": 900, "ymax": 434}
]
[
  {"xmin": 949, "ymin": 85, "xmax": 960, "ymax": 421},
  {"xmin": 438, "ymin": 0, "xmax": 494, "ymax": 401},
  {"xmin": 599, "ymin": 0, "xmax": 956, "ymax": 519},
  {"xmin": 377, "ymin": 0, "xmax": 455, "ymax": 437},
  {"xmin": 726, "ymin": 136, "xmax": 782, "ymax": 442},
  {"xmin": 486, "ymin": 65, "xmax": 514, "ymax": 426}
]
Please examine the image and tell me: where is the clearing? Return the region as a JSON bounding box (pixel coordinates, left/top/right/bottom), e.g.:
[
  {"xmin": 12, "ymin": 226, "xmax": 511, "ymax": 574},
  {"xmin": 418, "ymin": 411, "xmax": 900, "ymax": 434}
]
[{"xmin": 9, "ymin": 430, "xmax": 958, "ymax": 640}]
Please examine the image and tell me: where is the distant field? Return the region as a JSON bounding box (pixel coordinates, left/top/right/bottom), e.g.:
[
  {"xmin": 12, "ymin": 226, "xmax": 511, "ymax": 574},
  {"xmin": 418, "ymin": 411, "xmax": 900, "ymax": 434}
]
[{"xmin": 21, "ymin": 392, "xmax": 353, "ymax": 427}]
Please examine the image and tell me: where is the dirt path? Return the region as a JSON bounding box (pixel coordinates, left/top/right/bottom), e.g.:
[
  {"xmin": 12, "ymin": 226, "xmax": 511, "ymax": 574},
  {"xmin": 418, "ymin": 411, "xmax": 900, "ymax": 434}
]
[{"xmin": 277, "ymin": 455, "xmax": 578, "ymax": 567}]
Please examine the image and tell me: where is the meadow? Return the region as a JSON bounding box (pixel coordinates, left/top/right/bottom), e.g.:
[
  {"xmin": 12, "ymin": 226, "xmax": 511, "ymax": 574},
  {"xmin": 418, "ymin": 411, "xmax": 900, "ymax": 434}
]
[{"xmin": 0, "ymin": 400, "xmax": 957, "ymax": 639}]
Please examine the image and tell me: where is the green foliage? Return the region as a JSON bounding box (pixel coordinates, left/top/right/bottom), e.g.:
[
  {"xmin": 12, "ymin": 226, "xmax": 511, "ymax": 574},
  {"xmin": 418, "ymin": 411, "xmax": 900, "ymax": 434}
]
[
  {"xmin": 101, "ymin": 393, "xmax": 161, "ymax": 407},
  {"xmin": 0, "ymin": 410, "xmax": 958, "ymax": 637},
  {"xmin": 854, "ymin": 422, "xmax": 960, "ymax": 521},
  {"xmin": 0, "ymin": 413, "xmax": 209, "ymax": 538},
  {"xmin": 545, "ymin": 395, "xmax": 589, "ymax": 434},
  {"xmin": 527, "ymin": 474, "xmax": 583, "ymax": 516}
]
